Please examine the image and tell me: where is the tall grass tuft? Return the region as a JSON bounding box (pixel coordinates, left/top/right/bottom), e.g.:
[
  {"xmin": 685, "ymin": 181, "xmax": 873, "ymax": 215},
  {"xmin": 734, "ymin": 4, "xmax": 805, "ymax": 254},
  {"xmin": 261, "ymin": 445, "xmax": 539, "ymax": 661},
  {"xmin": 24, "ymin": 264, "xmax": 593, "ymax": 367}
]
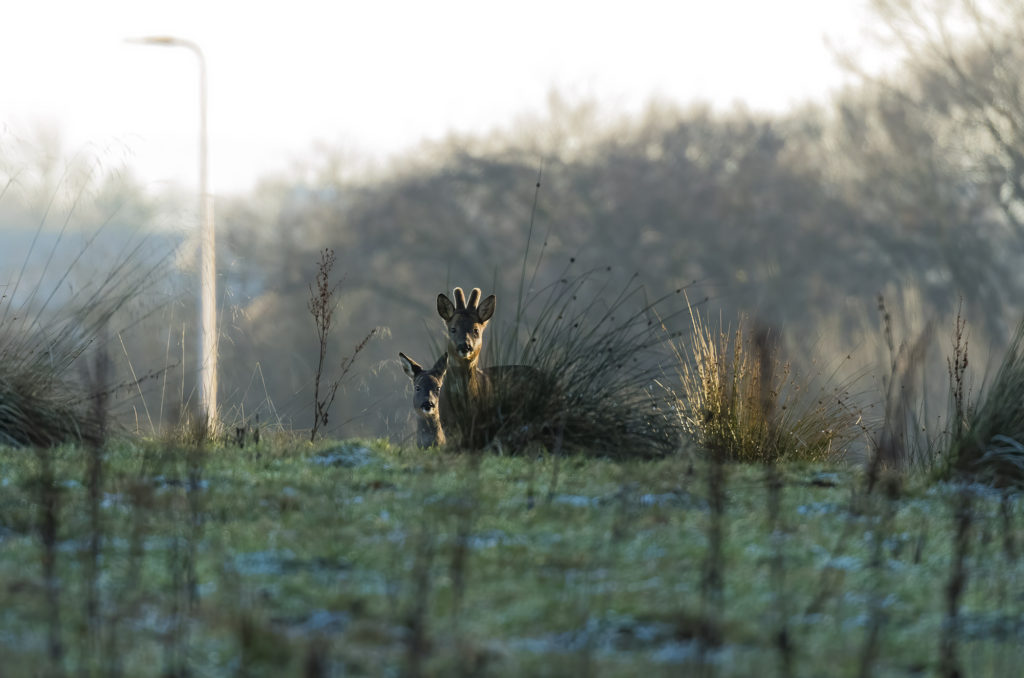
[
  {"xmin": 941, "ymin": 316, "xmax": 1024, "ymax": 486},
  {"xmin": 673, "ymin": 301, "xmax": 862, "ymax": 463},
  {"xmin": 0, "ymin": 355, "xmax": 91, "ymax": 446},
  {"xmin": 451, "ymin": 265, "xmax": 689, "ymax": 457},
  {"xmin": 0, "ymin": 249, "xmax": 166, "ymax": 447},
  {"xmin": 0, "ymin": 153, "xmax": 173, "ymax": 446}
]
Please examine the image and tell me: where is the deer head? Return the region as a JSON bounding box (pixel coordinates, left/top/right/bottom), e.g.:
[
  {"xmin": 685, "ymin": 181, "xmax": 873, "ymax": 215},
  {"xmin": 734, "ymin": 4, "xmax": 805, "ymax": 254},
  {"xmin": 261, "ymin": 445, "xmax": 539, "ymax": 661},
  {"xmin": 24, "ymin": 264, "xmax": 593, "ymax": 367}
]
[
  {"xmin": 399, "ymin": 352, "xmax": 448, "ymax": 419},
  {"xmin": 436, "ymin": 287, "xmax": 496, "ymax": 368}
]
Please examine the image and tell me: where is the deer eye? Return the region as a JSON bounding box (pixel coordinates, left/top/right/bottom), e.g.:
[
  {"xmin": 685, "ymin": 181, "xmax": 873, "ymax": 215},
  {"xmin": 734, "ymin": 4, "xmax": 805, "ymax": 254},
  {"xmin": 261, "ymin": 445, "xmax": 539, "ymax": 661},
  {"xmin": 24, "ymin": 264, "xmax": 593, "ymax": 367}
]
[
  {"xmin": 472, "ymin": 329, "xmax": 479, "ymax": 338},
  {"xmin": 450, "ymin": 328, "xmax": 457, "ymax": 334},
  {"xmin": 415, "ymin": 385, "xmax": 422, "ymax": 391}
]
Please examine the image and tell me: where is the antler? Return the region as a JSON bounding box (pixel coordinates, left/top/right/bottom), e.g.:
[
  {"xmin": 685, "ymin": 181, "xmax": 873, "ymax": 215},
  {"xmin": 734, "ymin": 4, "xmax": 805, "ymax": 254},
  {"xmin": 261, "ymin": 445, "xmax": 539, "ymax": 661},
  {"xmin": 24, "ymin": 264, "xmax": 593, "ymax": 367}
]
[
  {"xmin": 466, "ymin": 288, "xmax": 481, "ymax": 311},
  {"xmin": 453, "ymin": 287, "xmax": 467, "ymax": 311}
]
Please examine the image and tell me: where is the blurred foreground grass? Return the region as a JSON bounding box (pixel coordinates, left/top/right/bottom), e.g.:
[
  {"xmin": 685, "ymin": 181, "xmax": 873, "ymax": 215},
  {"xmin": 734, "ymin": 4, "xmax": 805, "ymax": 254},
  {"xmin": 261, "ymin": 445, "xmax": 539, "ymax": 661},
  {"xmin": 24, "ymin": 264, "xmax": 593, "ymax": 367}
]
[{"xmin": 1, "ymin": 438, "xmax": 1021, "ymax": 676}]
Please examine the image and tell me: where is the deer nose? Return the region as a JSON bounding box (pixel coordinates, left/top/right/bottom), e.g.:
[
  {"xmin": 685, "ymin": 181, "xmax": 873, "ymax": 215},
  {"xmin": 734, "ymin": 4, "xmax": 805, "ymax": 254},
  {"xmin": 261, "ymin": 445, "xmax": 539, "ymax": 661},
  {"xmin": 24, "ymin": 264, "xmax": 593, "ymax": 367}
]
[
  {"xmin": 421, "ymin": 402, "xmax": 435, "ymax": 413},
  {"xmin": 457, "ymin": 343, "xmax": 472, "ymax": 357}
]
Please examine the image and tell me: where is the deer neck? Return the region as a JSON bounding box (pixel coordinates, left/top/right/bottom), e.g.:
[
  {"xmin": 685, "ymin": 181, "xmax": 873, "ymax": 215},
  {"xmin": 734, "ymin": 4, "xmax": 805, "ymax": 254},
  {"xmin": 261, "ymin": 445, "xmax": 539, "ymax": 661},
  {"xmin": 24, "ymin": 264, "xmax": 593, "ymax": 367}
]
[
  {"xmin": 417, "ymin": 415, "xmax": 445, "ymax": 448},
  {"xmin": 448, "ymin": 351, "xmax": 487, "ymax": 397}
]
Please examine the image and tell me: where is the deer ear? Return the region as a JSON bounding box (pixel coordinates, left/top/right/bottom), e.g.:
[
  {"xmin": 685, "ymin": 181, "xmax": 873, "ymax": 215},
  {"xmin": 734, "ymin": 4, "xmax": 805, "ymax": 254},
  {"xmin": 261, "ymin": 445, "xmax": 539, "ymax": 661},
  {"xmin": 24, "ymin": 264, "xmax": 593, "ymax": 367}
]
[
  {"xmin": 437, "ymin": 294, "xmax": 455, "ymax": 322},
  {"xmin": 399, "ymin": 352, "xmax": 422, "ymax": 379},
  {"xmin": 477, "ymin": 294, "xmax": 496, "ymax": 322},
  {"xmin": 432, "ymin": 352, "xmax": 448, "ymax": 376}
]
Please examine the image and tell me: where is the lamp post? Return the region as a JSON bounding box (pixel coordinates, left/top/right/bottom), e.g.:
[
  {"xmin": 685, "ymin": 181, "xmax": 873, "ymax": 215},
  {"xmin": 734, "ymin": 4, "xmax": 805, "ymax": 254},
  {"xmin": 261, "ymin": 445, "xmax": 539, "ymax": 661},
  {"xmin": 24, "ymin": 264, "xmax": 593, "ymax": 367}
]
[{"xmin": 127, "ymin": 36, "xmax": 218, "ymax": 432}]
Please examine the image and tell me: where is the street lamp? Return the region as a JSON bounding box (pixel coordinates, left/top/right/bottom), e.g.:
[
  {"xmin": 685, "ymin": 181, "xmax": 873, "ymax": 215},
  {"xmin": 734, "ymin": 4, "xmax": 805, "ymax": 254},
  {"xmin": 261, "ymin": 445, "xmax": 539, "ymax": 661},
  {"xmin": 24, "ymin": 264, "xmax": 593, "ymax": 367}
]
[{"xmin": 127, "ymin": 36, "xmax": 218, "ymax": 432}]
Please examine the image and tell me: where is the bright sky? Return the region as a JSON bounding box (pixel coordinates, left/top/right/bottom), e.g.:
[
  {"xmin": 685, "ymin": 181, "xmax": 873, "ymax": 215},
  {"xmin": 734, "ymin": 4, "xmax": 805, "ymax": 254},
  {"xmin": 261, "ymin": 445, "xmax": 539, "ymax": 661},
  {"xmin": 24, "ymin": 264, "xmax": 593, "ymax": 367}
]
[{"xmin": 2, "ymin": 0, "xmax": 876, "ymax": 196}]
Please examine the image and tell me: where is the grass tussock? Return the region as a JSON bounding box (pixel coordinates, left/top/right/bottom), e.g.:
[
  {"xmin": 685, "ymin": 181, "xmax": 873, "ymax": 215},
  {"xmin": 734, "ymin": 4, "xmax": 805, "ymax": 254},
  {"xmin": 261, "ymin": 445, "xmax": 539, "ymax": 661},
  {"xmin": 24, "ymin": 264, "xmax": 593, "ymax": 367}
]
[
  {"xmin": 444, "ymin": 265, "xmax": 688, "ymax": 458},
  {"xmin": 0, "ymin": 190, "xmax": 171, "ymax": 446},
  {"xmin": 941, "ymin": 316, "xmax": 1024, "ymax": 486},
  {"xmin": 0, "ymin": 344, "xmax": 96, "ymax": 446},
  {"xmin": 0, "ymin": 275, "xmax": 147, "ymax": 447},
  {"xmin": 673, "ymin": 302, "xmax": 862, "ymax": 463}
]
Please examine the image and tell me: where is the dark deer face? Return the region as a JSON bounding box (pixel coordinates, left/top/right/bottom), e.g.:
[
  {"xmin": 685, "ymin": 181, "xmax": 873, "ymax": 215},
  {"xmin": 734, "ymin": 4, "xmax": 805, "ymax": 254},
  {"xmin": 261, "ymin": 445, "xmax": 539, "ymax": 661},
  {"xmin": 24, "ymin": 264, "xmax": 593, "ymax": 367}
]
[
  {"xmin": 399, "ymin": 352, "xmax": 448, "ymax": 418},
  {"xmin": 436, "ymin": 287, "xmax": 496, "ymax": 367}
]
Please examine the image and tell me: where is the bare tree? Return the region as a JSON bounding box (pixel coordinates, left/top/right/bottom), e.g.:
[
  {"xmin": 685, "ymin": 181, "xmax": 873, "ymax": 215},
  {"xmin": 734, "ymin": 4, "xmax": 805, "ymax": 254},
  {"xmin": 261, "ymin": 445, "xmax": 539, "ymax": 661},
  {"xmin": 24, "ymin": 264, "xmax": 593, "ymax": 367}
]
[{"xmin": 856, "ymin": 0, "xmax": 1024, "ymax": 233}]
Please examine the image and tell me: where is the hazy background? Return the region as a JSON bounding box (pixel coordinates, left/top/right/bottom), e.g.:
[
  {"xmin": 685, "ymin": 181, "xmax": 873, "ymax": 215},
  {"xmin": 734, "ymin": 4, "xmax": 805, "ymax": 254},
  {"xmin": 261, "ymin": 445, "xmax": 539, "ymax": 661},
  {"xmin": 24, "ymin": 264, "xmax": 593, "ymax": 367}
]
[
  {"xmin": 3, "ymin": 0, "xmax": 1023, "ymax": 444},
  {"xmin": 2, "ymin": 0, "xmax": 877, "ymax": 194}
]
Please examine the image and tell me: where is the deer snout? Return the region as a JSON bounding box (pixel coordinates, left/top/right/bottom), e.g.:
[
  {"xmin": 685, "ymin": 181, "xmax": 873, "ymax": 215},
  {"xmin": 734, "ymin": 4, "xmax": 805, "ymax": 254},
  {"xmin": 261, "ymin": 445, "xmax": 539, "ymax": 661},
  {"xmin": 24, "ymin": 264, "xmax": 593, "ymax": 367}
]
[
  {"xmin": 456, "ymin": 343, "xmax": 474, "ymax": 358},
  {"xmin": 419, "ymin": 400, "xmax": 436, "ymax": 414}
]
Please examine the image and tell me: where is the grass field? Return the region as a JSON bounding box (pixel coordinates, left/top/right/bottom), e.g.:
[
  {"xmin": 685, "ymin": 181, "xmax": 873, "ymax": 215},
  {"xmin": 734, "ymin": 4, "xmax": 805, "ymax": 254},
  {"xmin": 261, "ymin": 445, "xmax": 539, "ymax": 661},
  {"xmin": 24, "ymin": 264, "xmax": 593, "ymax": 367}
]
[{"xmin": 1, "ymin": 437, "xmax": 1021, "ymax": 677}]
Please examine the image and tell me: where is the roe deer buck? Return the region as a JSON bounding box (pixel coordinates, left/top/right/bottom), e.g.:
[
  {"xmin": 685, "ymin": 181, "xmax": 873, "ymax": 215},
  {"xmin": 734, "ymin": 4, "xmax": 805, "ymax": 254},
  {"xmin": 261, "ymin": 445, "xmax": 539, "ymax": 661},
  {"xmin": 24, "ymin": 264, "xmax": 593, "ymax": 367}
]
[
  {"xmin": 399, "ymin": 352, "xmax": 448, "ymax": 448},
  {"xmin": 437, "ymin": 287, "xmax": 496, "ymax": 402},
  {"xmin": 437, "ymin": 287, "xmax": 550, "ymax": 447}
]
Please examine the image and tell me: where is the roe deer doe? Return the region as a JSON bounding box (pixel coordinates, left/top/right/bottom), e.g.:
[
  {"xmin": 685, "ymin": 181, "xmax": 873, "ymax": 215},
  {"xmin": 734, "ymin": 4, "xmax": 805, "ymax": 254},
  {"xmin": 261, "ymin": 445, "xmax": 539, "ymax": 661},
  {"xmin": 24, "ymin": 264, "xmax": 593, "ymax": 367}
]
[{"xmin": 399, "ymin": 352, "xmax": 448, "ymax": 448}]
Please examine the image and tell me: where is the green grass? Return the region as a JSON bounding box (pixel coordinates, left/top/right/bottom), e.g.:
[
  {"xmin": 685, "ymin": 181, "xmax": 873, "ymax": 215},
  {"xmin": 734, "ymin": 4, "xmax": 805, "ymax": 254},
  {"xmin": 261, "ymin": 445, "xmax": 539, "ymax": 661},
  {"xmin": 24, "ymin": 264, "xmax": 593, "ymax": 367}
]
[{"xmin": 1, "ymin": 438, "xmax": 1021, "ymax": 676}]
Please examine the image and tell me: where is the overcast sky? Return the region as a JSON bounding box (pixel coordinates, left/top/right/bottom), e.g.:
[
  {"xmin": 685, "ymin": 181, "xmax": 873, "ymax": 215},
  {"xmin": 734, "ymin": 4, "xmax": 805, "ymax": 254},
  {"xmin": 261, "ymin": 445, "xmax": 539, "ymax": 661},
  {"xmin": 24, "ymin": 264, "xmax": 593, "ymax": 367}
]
[{"xmin": 2, "ymin": 0, "xmax": 878, "ymax": 195}]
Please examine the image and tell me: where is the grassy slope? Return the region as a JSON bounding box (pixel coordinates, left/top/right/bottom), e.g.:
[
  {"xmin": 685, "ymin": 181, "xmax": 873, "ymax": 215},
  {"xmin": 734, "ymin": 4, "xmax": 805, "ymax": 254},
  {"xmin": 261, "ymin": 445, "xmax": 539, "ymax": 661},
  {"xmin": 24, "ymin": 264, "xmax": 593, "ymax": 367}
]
[{"xmin": 0, "ymin": 439, "xmax": 1021, "ymax": 677}]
